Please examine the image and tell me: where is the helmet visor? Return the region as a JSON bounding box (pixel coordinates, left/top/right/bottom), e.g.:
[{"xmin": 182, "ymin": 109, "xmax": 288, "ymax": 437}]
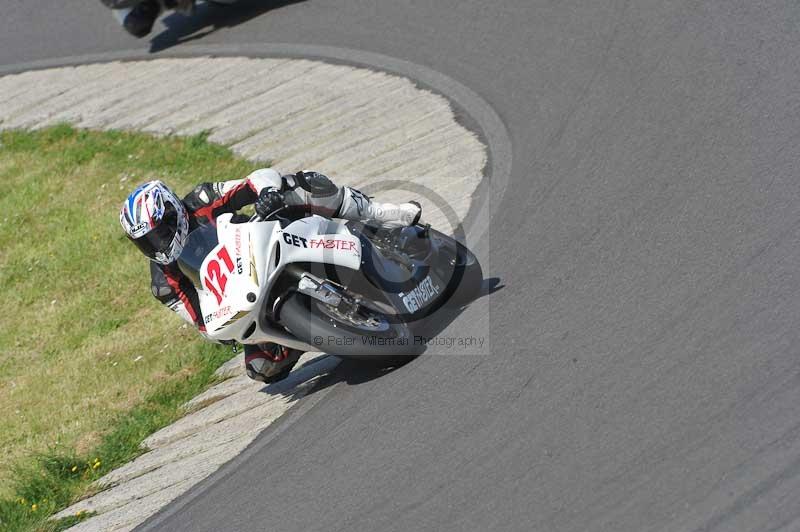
[{"xmin": 129, "ymin": 205, "xmax": 178, "ymax": 261}]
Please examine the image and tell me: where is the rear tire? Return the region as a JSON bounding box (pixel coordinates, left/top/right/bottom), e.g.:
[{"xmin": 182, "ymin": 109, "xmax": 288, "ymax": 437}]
[{"xmin": 279, "ymin": 292, "xmax": 423, "ymax": 366}]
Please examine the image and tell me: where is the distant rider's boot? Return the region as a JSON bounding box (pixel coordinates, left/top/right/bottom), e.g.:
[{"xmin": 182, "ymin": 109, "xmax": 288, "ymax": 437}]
[
  {"xmin": 244, "ymin": 343, "xmax": 303, "ymax": 384},
  {"xmin": 340, "ymin": 188, "xmax": 422, "ymax": 229},
  {"xmin": 122, "ymin": 0, "xmax": 161, "ymax": 38}
]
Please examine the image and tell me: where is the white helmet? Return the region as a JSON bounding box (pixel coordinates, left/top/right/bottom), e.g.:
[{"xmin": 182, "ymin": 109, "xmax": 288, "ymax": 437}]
[{"xmin": 120, "ymin": 181, "xmax": 189, "ymax": 265}]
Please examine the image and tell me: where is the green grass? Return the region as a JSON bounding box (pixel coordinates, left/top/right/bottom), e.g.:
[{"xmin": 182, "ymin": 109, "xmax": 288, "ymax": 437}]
[{"xmin": 0, "ymin": 125, "xmax": 263, "ymax": 531}]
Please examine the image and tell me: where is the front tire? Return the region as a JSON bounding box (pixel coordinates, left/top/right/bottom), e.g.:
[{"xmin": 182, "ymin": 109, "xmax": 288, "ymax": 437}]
[
  {"xmin": 279, "ymin": 292, "xmax": 423, "ymax": 365},
  {"xmin": 425, "ymin": 228, "xmax": 484, "ymax": 307}
]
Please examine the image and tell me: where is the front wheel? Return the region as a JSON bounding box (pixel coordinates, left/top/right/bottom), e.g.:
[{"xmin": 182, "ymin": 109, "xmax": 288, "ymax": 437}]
[
  {"xmin": 422, "ymin": 228, "xmax": 484, "ymax": 308},
  {"xmin": 278, "ymin": 293, "xmax": 424, "ymax": 365}
]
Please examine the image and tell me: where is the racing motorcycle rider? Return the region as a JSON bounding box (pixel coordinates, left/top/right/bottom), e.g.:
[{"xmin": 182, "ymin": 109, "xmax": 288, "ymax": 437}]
[{"xmin": 120, "ymin": 168, "xmax": 421, "ymax": 383}]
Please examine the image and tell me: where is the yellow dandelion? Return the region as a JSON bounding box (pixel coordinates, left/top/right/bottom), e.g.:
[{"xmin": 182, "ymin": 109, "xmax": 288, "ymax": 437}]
[
  {"xmin": 71, "ymin": 465, "xmax": 78, "ymax": 472},
  {"xmin": 92, "ymin": 461, "xmax": 101, "ymax": 469},
  {"xmin": 31, "ymin": 504, "xmax": 38, "ymax": 512}
]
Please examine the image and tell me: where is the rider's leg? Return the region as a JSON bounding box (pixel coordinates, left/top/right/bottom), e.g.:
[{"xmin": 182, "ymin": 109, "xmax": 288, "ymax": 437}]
[
  {"xmin": 338, "ymin": 188, "xmax": 421, "ymax": 228},
  {"xmin": 244, "ymin": 343, "xmax": 303, "ymax": 383},
  {"xmin": 283, "ymin": 171, "xmax": 422, "ymax": 228}
]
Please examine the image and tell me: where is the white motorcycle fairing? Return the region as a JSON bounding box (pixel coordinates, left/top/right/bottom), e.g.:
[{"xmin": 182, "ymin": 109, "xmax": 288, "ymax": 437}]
[{"xmin": 186, "ymin": 213, "xmax": 361, "ymax": 350}]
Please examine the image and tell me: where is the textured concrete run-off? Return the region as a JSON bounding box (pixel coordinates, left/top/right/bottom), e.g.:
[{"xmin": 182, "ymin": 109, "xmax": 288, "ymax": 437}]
[
  {"xmin": 0, "ymin": 56, "xmax": 487, "ymax": 532},
  {"xmin": 52, "ymin": 353, "xmax": 339, "ymax": 532},
  {"xmin": 0, "ymin": 57, "xmax": 487, "ymax": 231}
]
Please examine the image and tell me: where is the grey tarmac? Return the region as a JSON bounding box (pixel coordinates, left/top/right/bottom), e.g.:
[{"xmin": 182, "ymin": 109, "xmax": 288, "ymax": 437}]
[{"xmin": 3, "ymin": 1, "xmax": 800, "ymax": 532}]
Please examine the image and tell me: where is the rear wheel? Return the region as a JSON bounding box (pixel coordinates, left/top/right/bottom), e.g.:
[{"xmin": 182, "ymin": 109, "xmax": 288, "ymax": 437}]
[{"xmin": 279, "ymin": 292, "xmax": 423, "ymax": 366}]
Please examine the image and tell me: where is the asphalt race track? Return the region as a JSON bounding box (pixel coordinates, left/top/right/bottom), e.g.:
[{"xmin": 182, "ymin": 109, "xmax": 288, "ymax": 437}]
[{"xmin": 4, "ymin": 1, "xmax": 800, "ymax": 531}]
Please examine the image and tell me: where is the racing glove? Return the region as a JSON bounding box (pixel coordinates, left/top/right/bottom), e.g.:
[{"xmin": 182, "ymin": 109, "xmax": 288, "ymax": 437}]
[{"xmin": 255, "ymin": 189, "xmax": 284, "ymax": 219}]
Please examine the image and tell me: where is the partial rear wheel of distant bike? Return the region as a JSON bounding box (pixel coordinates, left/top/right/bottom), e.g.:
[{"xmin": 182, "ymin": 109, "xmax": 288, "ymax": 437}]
[{"xmin": 279, "ymin": 292, "xmax": 423, "ymax": 367}]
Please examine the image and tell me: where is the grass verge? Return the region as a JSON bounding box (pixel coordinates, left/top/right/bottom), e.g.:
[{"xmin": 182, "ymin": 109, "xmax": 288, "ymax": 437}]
[{"xmin": 0, "ymin": 125, "xmax": 262, "ymax": 531}]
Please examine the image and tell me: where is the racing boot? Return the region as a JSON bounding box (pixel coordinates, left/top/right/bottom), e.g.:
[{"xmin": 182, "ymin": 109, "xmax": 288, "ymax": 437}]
[
  {"xmin": 244, "ymin": 343, "xmax": 303, "ymax": 384},
  {"xmin": 340, "ymin": 188, "xmax": 422, "ymax": 229}
]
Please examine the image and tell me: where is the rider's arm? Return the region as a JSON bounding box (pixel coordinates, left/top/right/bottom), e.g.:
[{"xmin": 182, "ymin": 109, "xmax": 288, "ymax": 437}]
[
  {"xmin": 183, "ymin": 168, "xmax": 284, "ymax": 222},
  {"xmin": 151, "ymin": 262, "xmax": 235, "ymax": 344},
  {"xmin": 150, "ymin": 263, "xmax": 207, "ymax": 333}
]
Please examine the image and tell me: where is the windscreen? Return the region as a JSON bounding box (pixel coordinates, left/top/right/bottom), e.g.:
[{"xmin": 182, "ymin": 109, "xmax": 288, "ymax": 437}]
[{"xmin": 177, "ymin": 224, "xmax": 219, "ymax": 289}]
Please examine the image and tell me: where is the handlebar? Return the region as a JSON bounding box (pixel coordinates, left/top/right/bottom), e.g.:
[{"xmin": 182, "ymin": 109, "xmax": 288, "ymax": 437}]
[{"xmin": 250, "ymin": 206, "xmax": 288, "ymax": 223}]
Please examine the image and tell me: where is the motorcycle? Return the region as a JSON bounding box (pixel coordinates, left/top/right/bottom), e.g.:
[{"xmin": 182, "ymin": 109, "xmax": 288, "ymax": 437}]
[{"xmin": 176, "ymin": 206, "xmax": 483, "ymax": 363}]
